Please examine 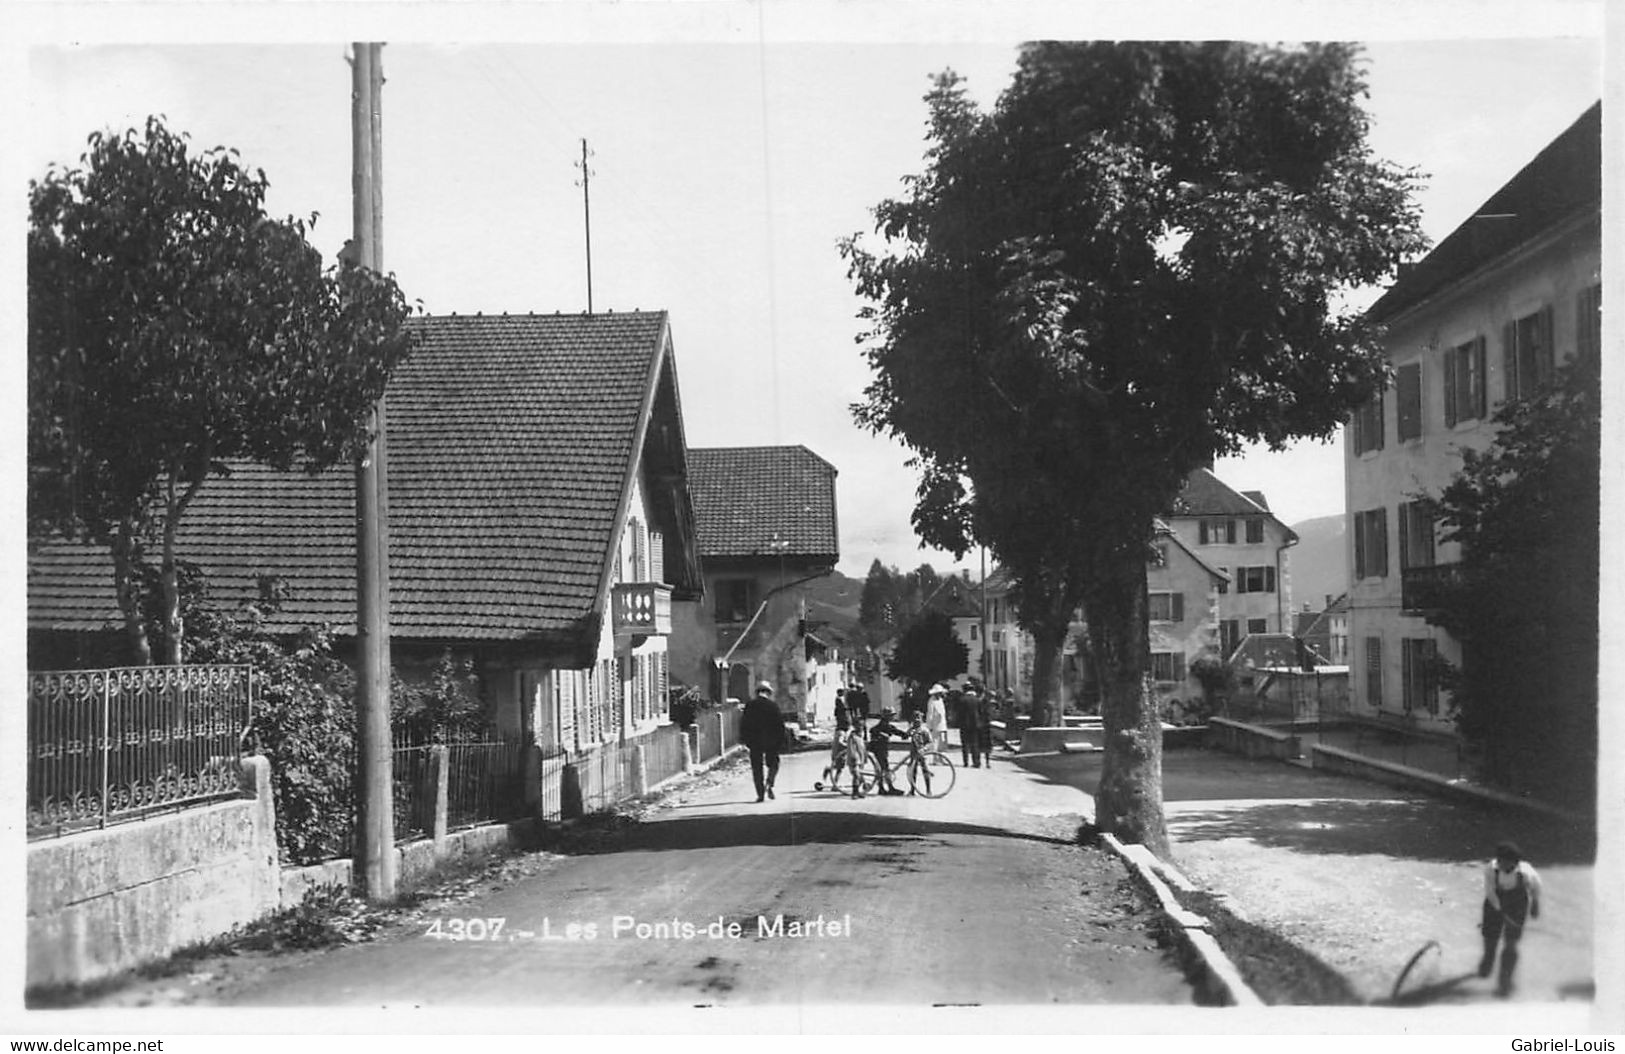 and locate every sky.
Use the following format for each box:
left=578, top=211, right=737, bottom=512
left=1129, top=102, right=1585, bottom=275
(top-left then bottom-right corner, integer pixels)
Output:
left=9, top=4, right=1607, bottom=584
